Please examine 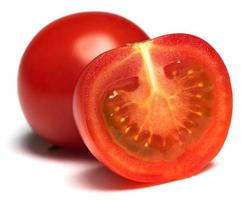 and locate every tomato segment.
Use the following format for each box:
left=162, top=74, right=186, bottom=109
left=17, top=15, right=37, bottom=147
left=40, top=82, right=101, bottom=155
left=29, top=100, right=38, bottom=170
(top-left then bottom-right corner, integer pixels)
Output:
left=73, top=34, right=232, bottom=182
